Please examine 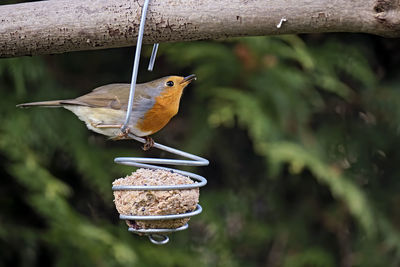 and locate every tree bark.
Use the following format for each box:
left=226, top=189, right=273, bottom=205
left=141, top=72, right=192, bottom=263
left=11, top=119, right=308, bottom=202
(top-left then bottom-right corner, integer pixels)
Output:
left=0, top=0, right=399, bottom=58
